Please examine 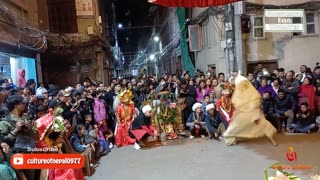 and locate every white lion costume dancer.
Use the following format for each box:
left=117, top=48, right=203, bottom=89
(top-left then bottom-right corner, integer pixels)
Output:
left=223, top=73, right=277, bottom=146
